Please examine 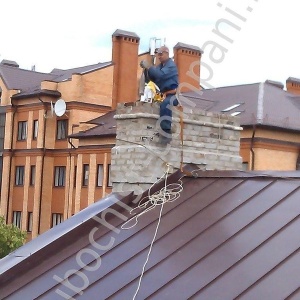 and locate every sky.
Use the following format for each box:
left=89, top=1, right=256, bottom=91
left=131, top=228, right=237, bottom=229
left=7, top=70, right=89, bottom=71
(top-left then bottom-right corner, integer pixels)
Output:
left=1, top=0, right=299, bottom=89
